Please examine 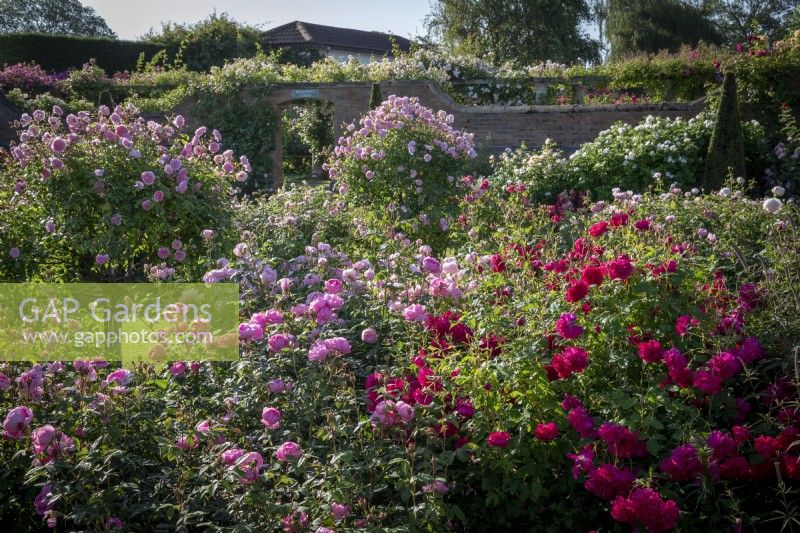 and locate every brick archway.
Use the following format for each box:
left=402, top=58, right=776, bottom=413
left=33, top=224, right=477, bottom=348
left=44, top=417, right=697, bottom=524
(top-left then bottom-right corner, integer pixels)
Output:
left=264, top=83, right=375, bottom=188
left=271, top=96, right=340, bottom=187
